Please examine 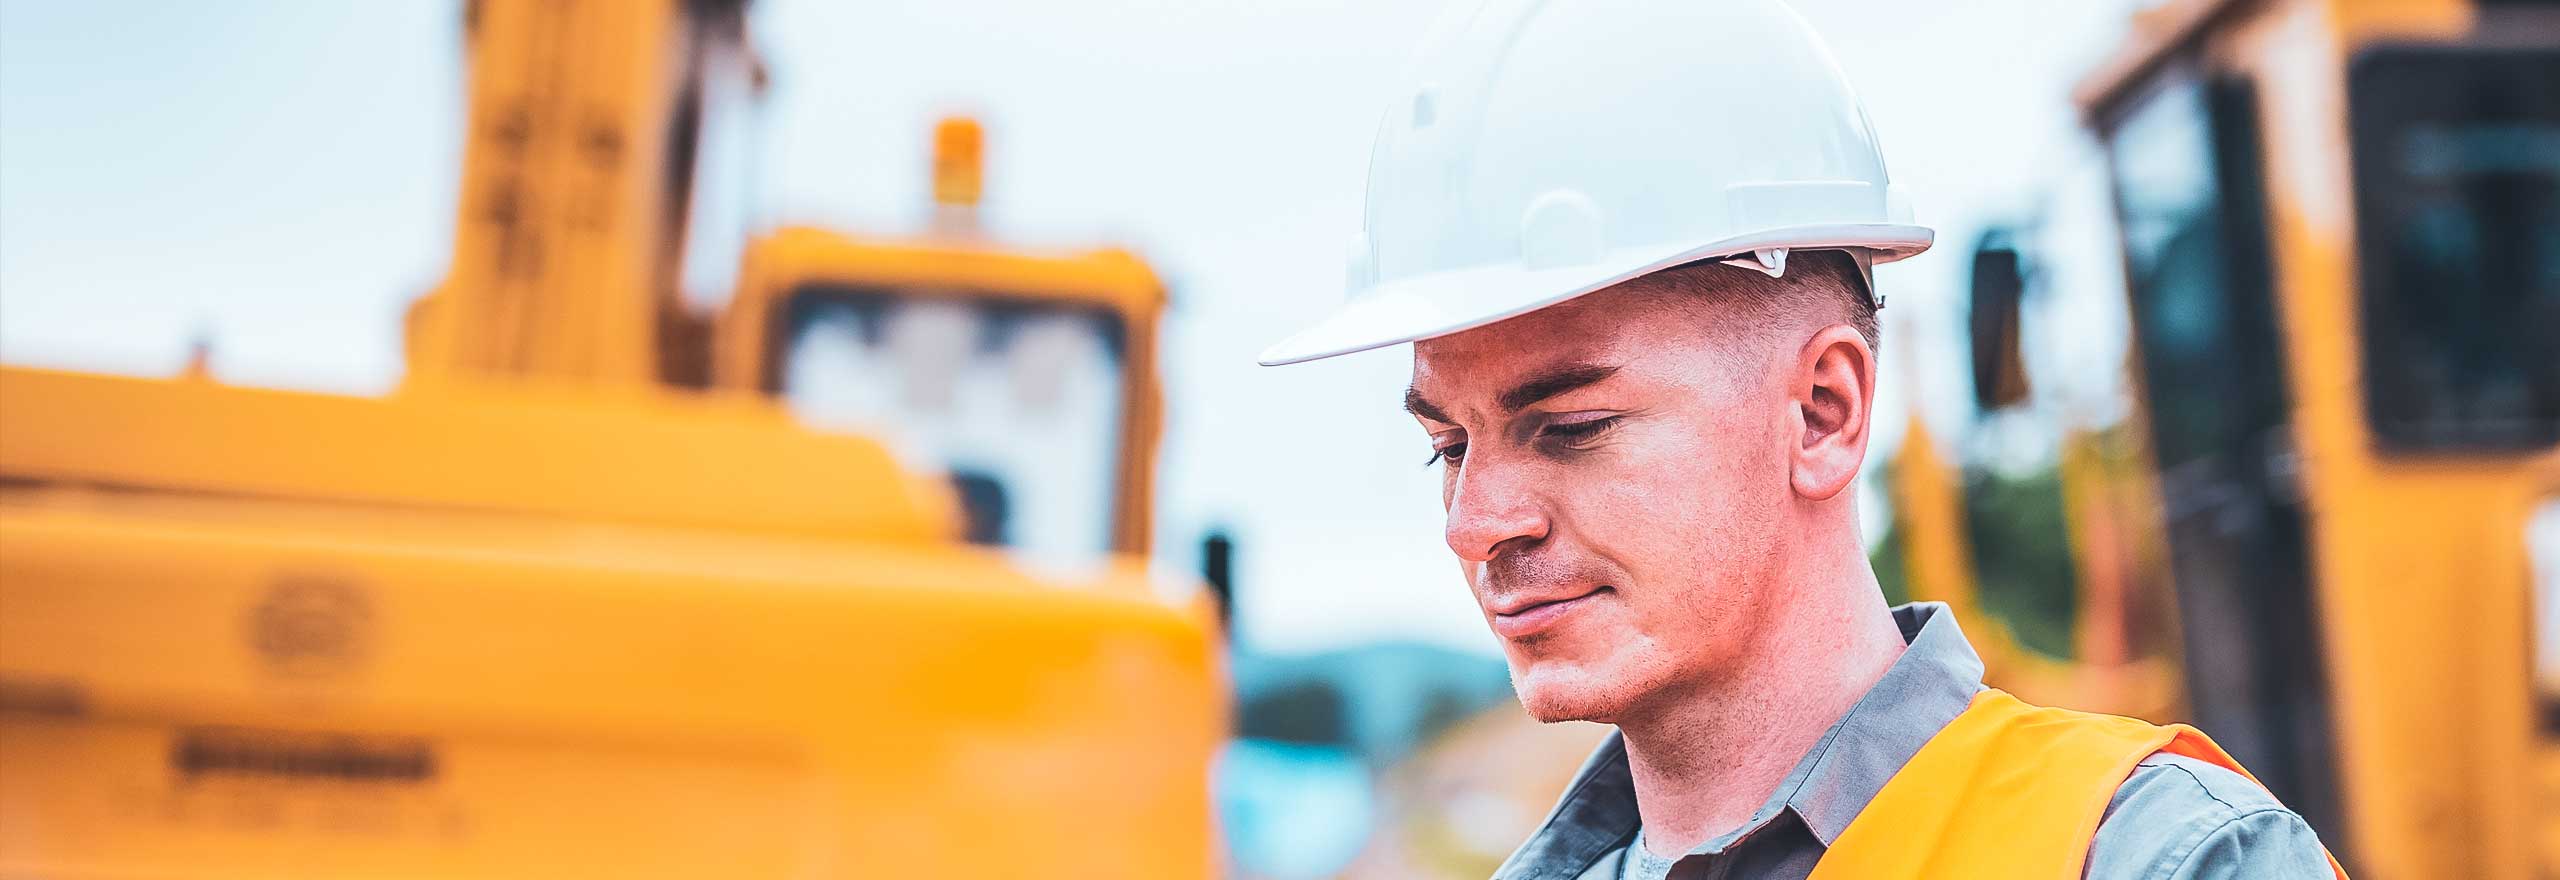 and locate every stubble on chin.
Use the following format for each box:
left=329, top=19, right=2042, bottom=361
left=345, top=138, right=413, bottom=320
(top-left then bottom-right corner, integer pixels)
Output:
left=1507, top=635, right=1694, bottom=726
left=1509, top=657, right=1641, bottom=724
